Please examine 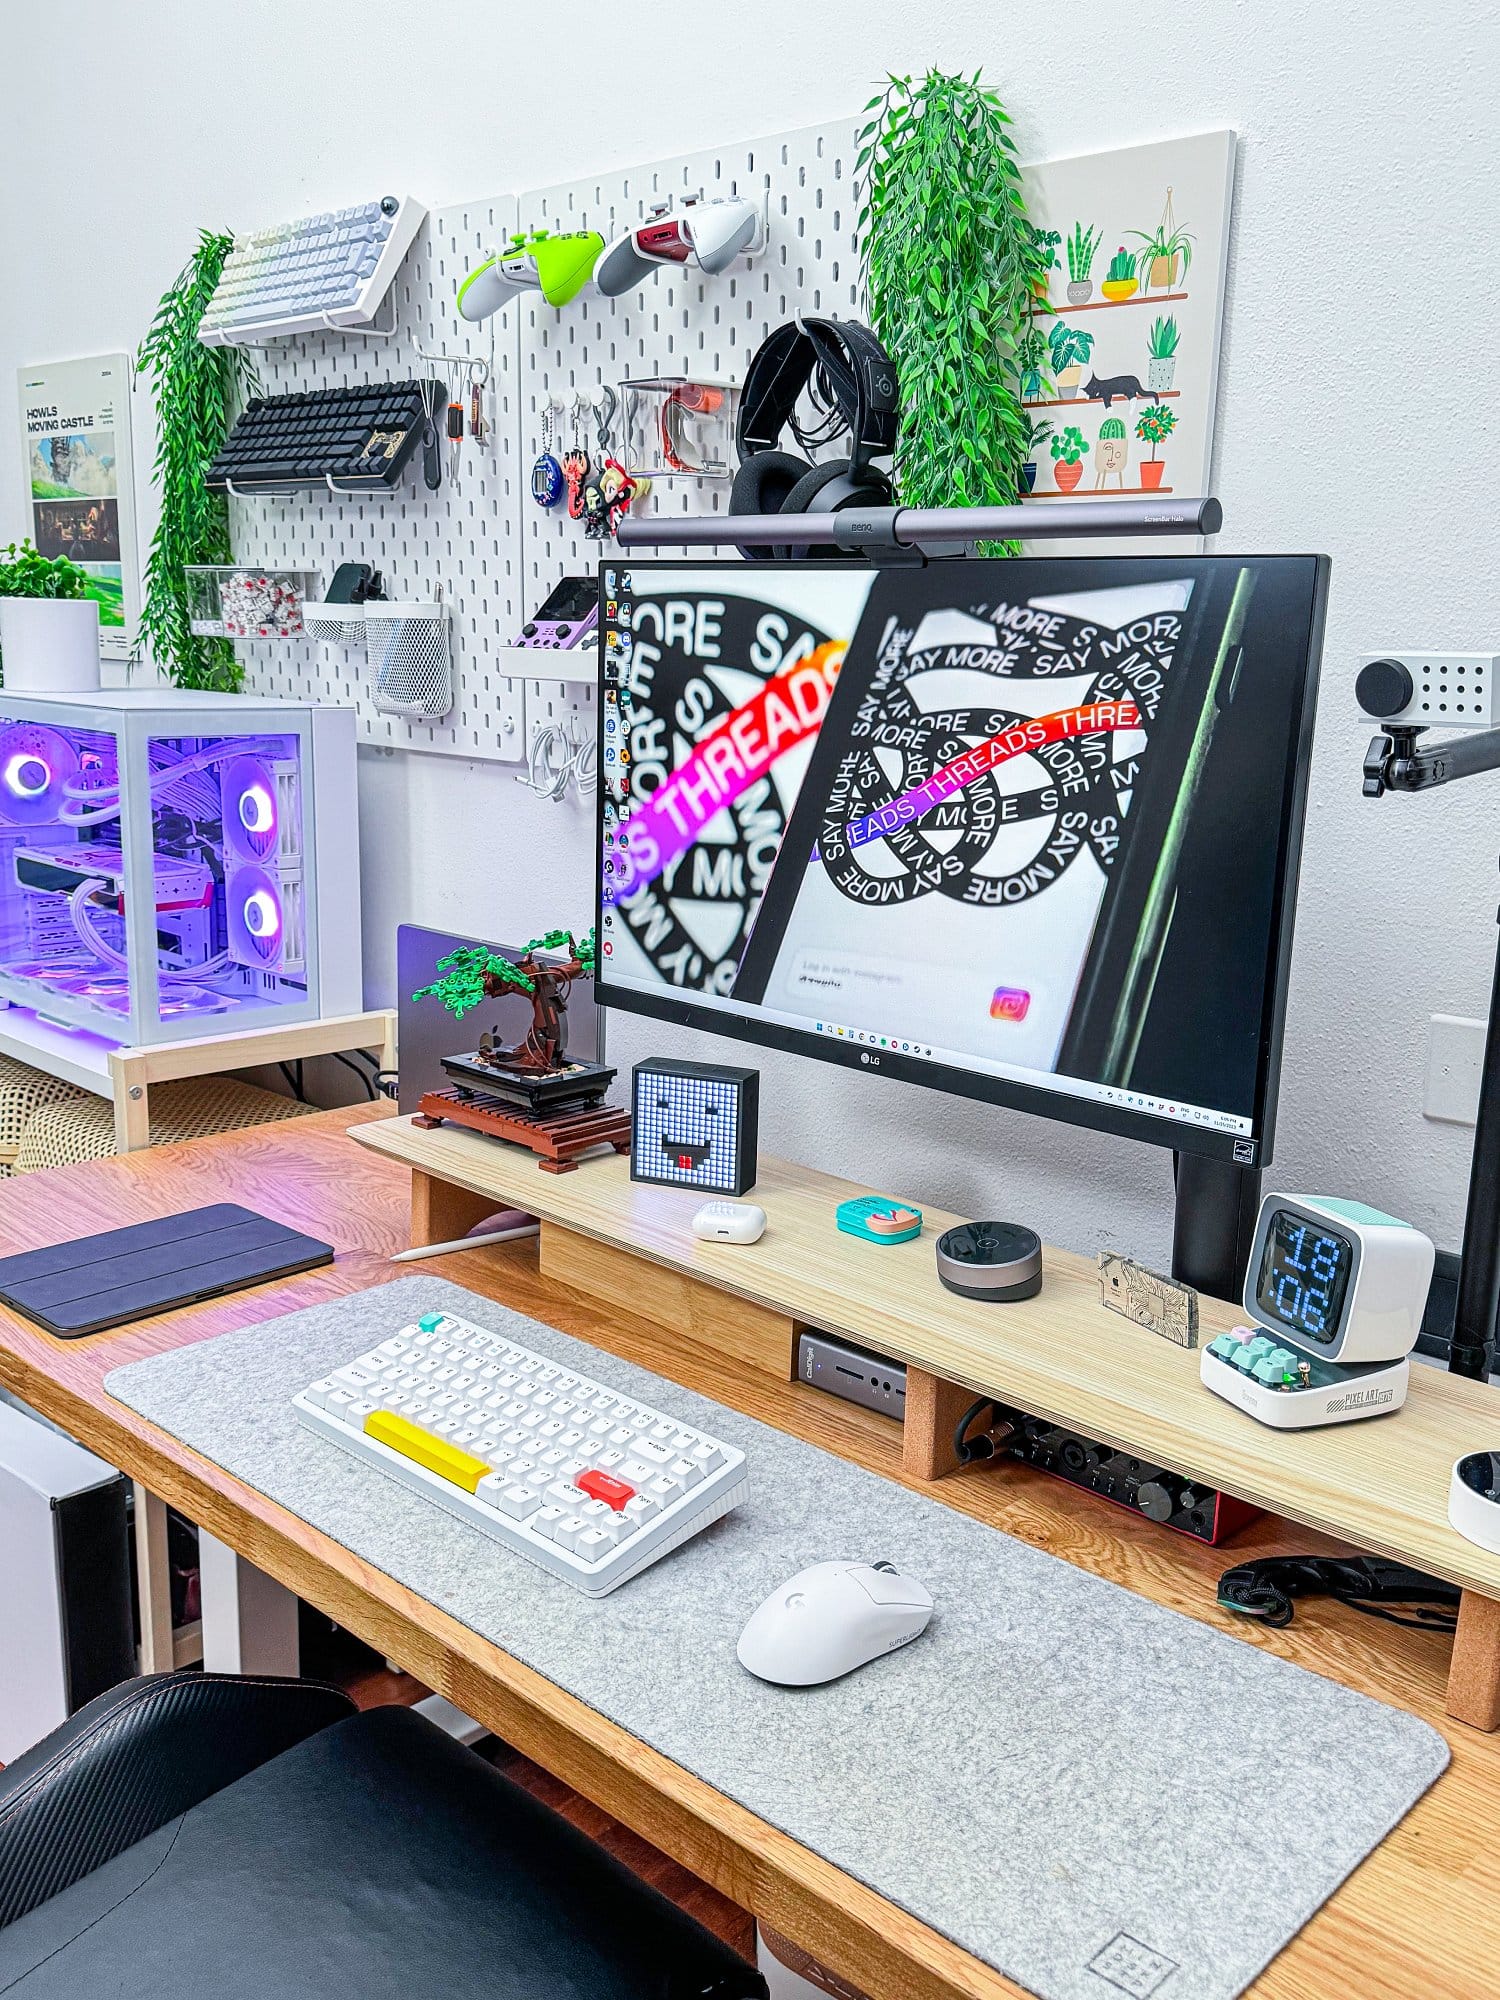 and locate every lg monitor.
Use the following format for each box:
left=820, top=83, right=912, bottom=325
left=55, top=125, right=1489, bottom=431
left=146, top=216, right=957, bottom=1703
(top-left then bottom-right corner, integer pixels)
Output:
left=595, top=555, right=1327, bottom=1170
